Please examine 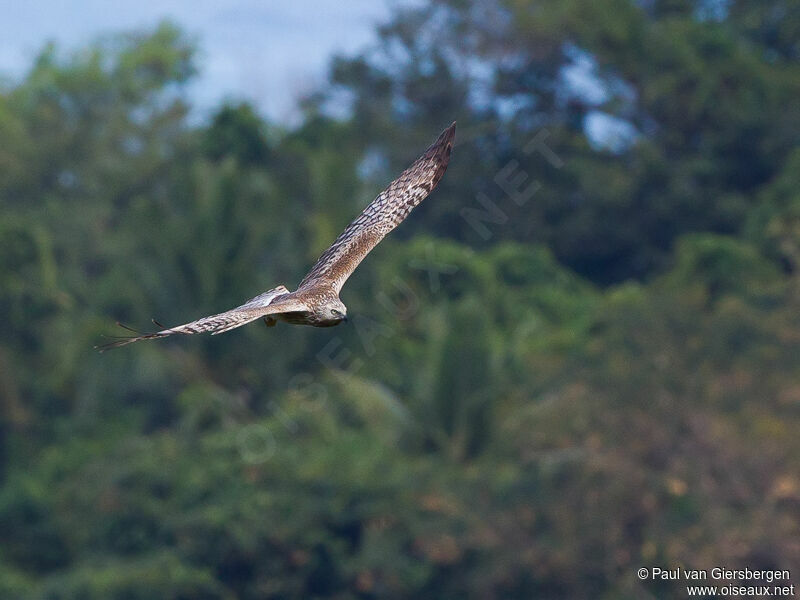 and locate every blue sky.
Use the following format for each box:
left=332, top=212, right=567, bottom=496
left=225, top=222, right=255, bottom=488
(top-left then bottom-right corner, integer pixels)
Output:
left=0, top=0, right=414, bottom=123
